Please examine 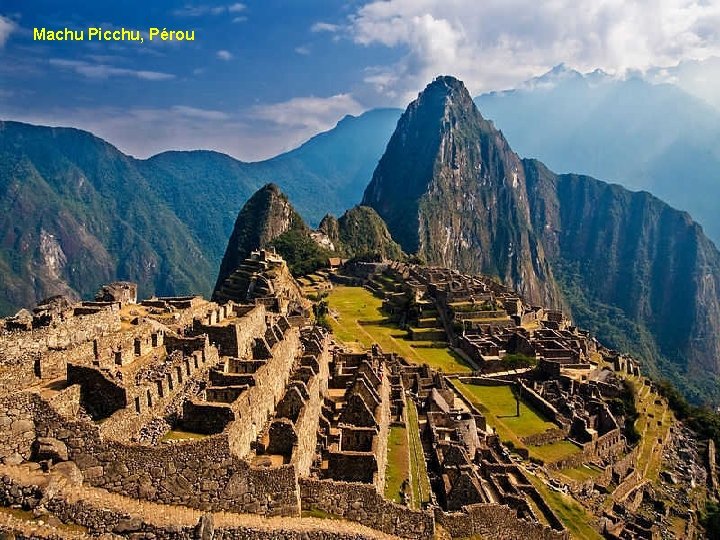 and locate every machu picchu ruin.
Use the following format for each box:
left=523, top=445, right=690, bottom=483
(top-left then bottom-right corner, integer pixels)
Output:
left=0, top=243, right=717, bottom=539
